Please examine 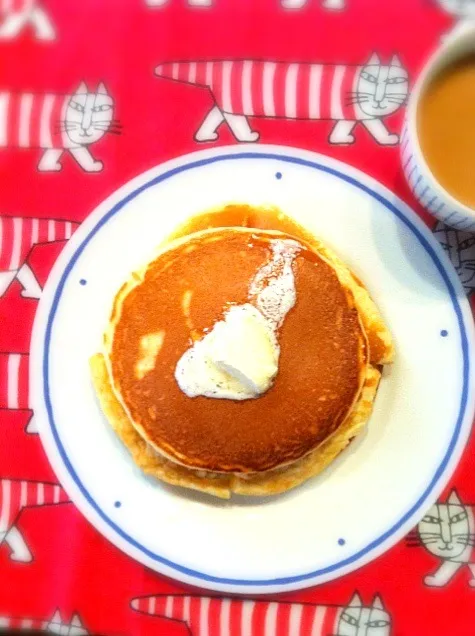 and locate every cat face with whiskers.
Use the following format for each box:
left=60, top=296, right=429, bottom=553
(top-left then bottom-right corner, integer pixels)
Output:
left=437, top=0, right=475, bottom=18
left=433, top=222, right=475, bottom=294
left=337, top=593, right=391, bottom=636
left=418, top=490, right=474, bottom=560
left=64, top=82, right=114, bottom=145
left=352, top=54, right=408, bottom=118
